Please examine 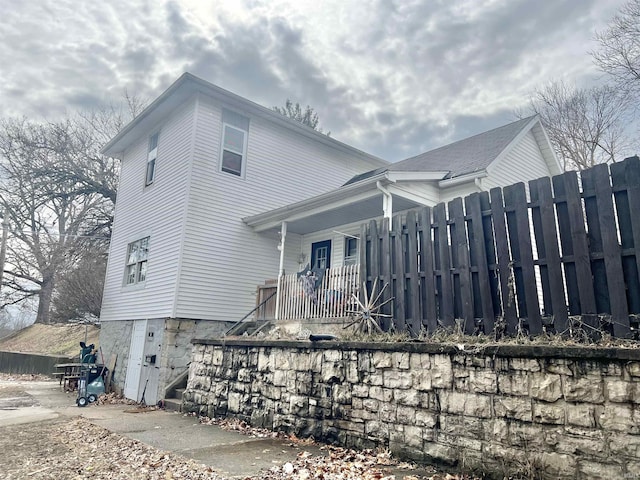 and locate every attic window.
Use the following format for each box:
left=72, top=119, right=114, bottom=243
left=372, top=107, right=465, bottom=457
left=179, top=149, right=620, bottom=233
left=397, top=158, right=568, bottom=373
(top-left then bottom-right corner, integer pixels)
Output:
left=220, top=109, right=249, bottom=177
left=146, top=133, right=159, bottom=186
